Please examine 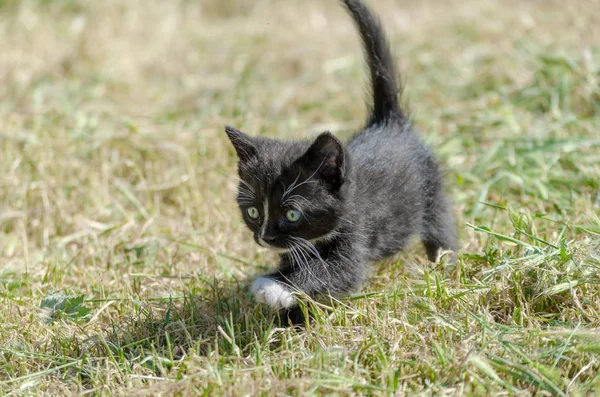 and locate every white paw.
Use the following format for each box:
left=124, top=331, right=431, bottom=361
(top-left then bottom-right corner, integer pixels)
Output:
left=251, top=277, right=297, bottom=310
